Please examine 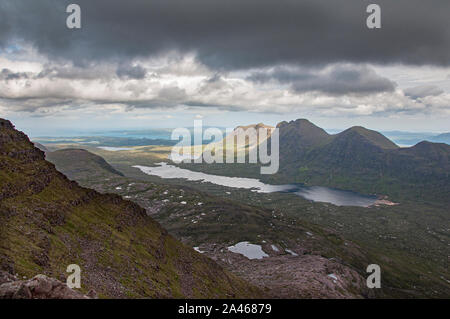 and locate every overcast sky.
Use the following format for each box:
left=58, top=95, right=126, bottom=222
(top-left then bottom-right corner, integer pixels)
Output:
left=0, top=0, right=449, bottom=135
